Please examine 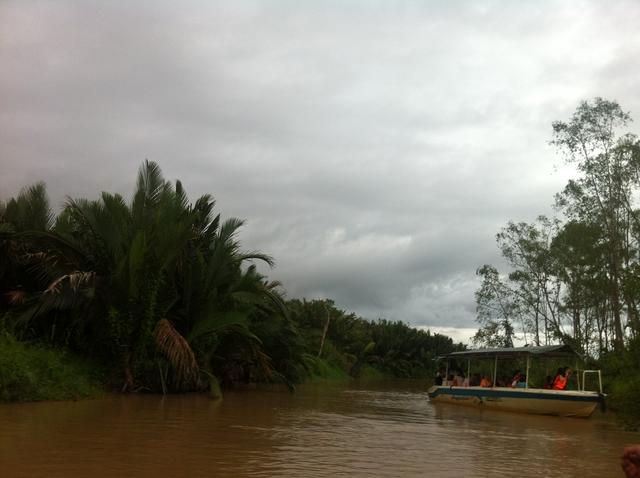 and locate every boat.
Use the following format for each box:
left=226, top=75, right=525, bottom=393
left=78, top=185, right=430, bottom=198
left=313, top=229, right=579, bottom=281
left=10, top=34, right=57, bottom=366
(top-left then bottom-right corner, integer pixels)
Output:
left=427, top=345, right=604, bottom=418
